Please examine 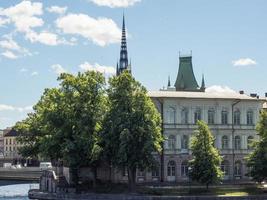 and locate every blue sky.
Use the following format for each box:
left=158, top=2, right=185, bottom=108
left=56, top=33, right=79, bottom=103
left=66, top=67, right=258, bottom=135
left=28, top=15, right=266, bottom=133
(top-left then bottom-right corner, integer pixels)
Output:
left=0, top=0, right=266, bottom=129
